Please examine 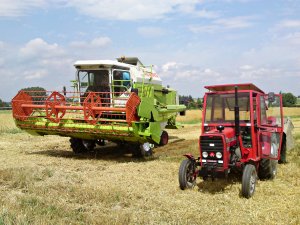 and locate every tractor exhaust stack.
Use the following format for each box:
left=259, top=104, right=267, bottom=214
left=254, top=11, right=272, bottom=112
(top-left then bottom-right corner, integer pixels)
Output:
left=234, top=86, right=240, bottom=145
